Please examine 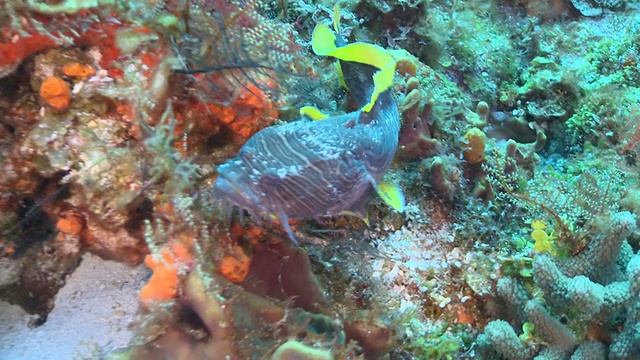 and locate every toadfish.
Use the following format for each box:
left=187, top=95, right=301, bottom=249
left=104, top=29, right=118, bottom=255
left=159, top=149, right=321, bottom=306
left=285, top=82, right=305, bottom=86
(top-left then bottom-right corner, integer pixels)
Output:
left=213, top=14, right=404, bottom=244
